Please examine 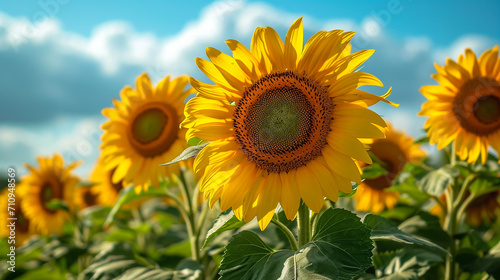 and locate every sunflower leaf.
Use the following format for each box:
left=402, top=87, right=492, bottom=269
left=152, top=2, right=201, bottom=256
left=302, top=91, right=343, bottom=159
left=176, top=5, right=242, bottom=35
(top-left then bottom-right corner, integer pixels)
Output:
left=417, top=164, right=459, bottom=197
left=117, top=266, right=201, bottom=280
left=363, top=214, right=449, bottom=256
left=45, top=199, right=70, bottom=213
left=339, top=183, right=358, bottom=197
left=202, top=209, right=246, bottom=249
left=362, top=163, right=389, bottom=179
left=373, top=248, right=443, bottom=279
left=160, top=143, right=209, bottom=166
left=219, top=208, right=373, bottom=280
